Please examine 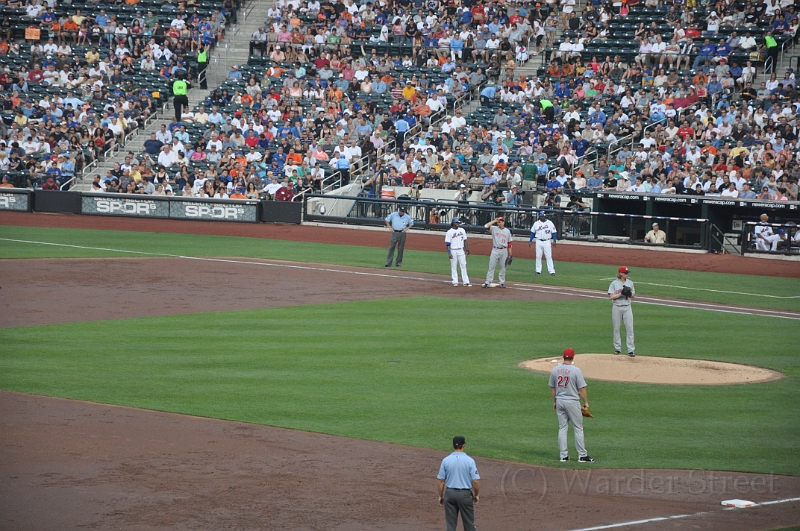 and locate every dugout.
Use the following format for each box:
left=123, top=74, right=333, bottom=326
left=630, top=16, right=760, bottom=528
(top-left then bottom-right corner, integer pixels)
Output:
left=593, top=192, right=648, bottom=240
left=701, top=199, right=800, bottom=233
